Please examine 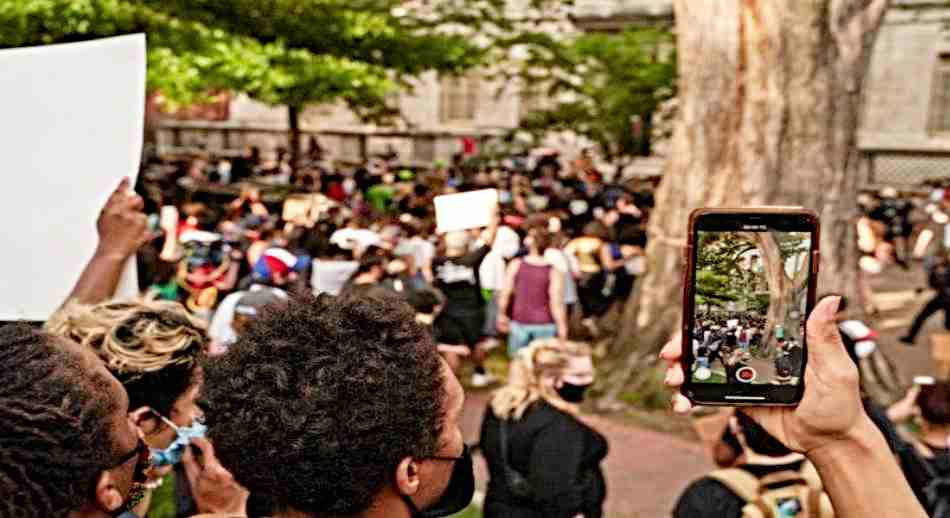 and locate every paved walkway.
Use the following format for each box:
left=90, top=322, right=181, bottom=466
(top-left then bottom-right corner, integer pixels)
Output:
left=456, top=262, right=942, bottom=517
